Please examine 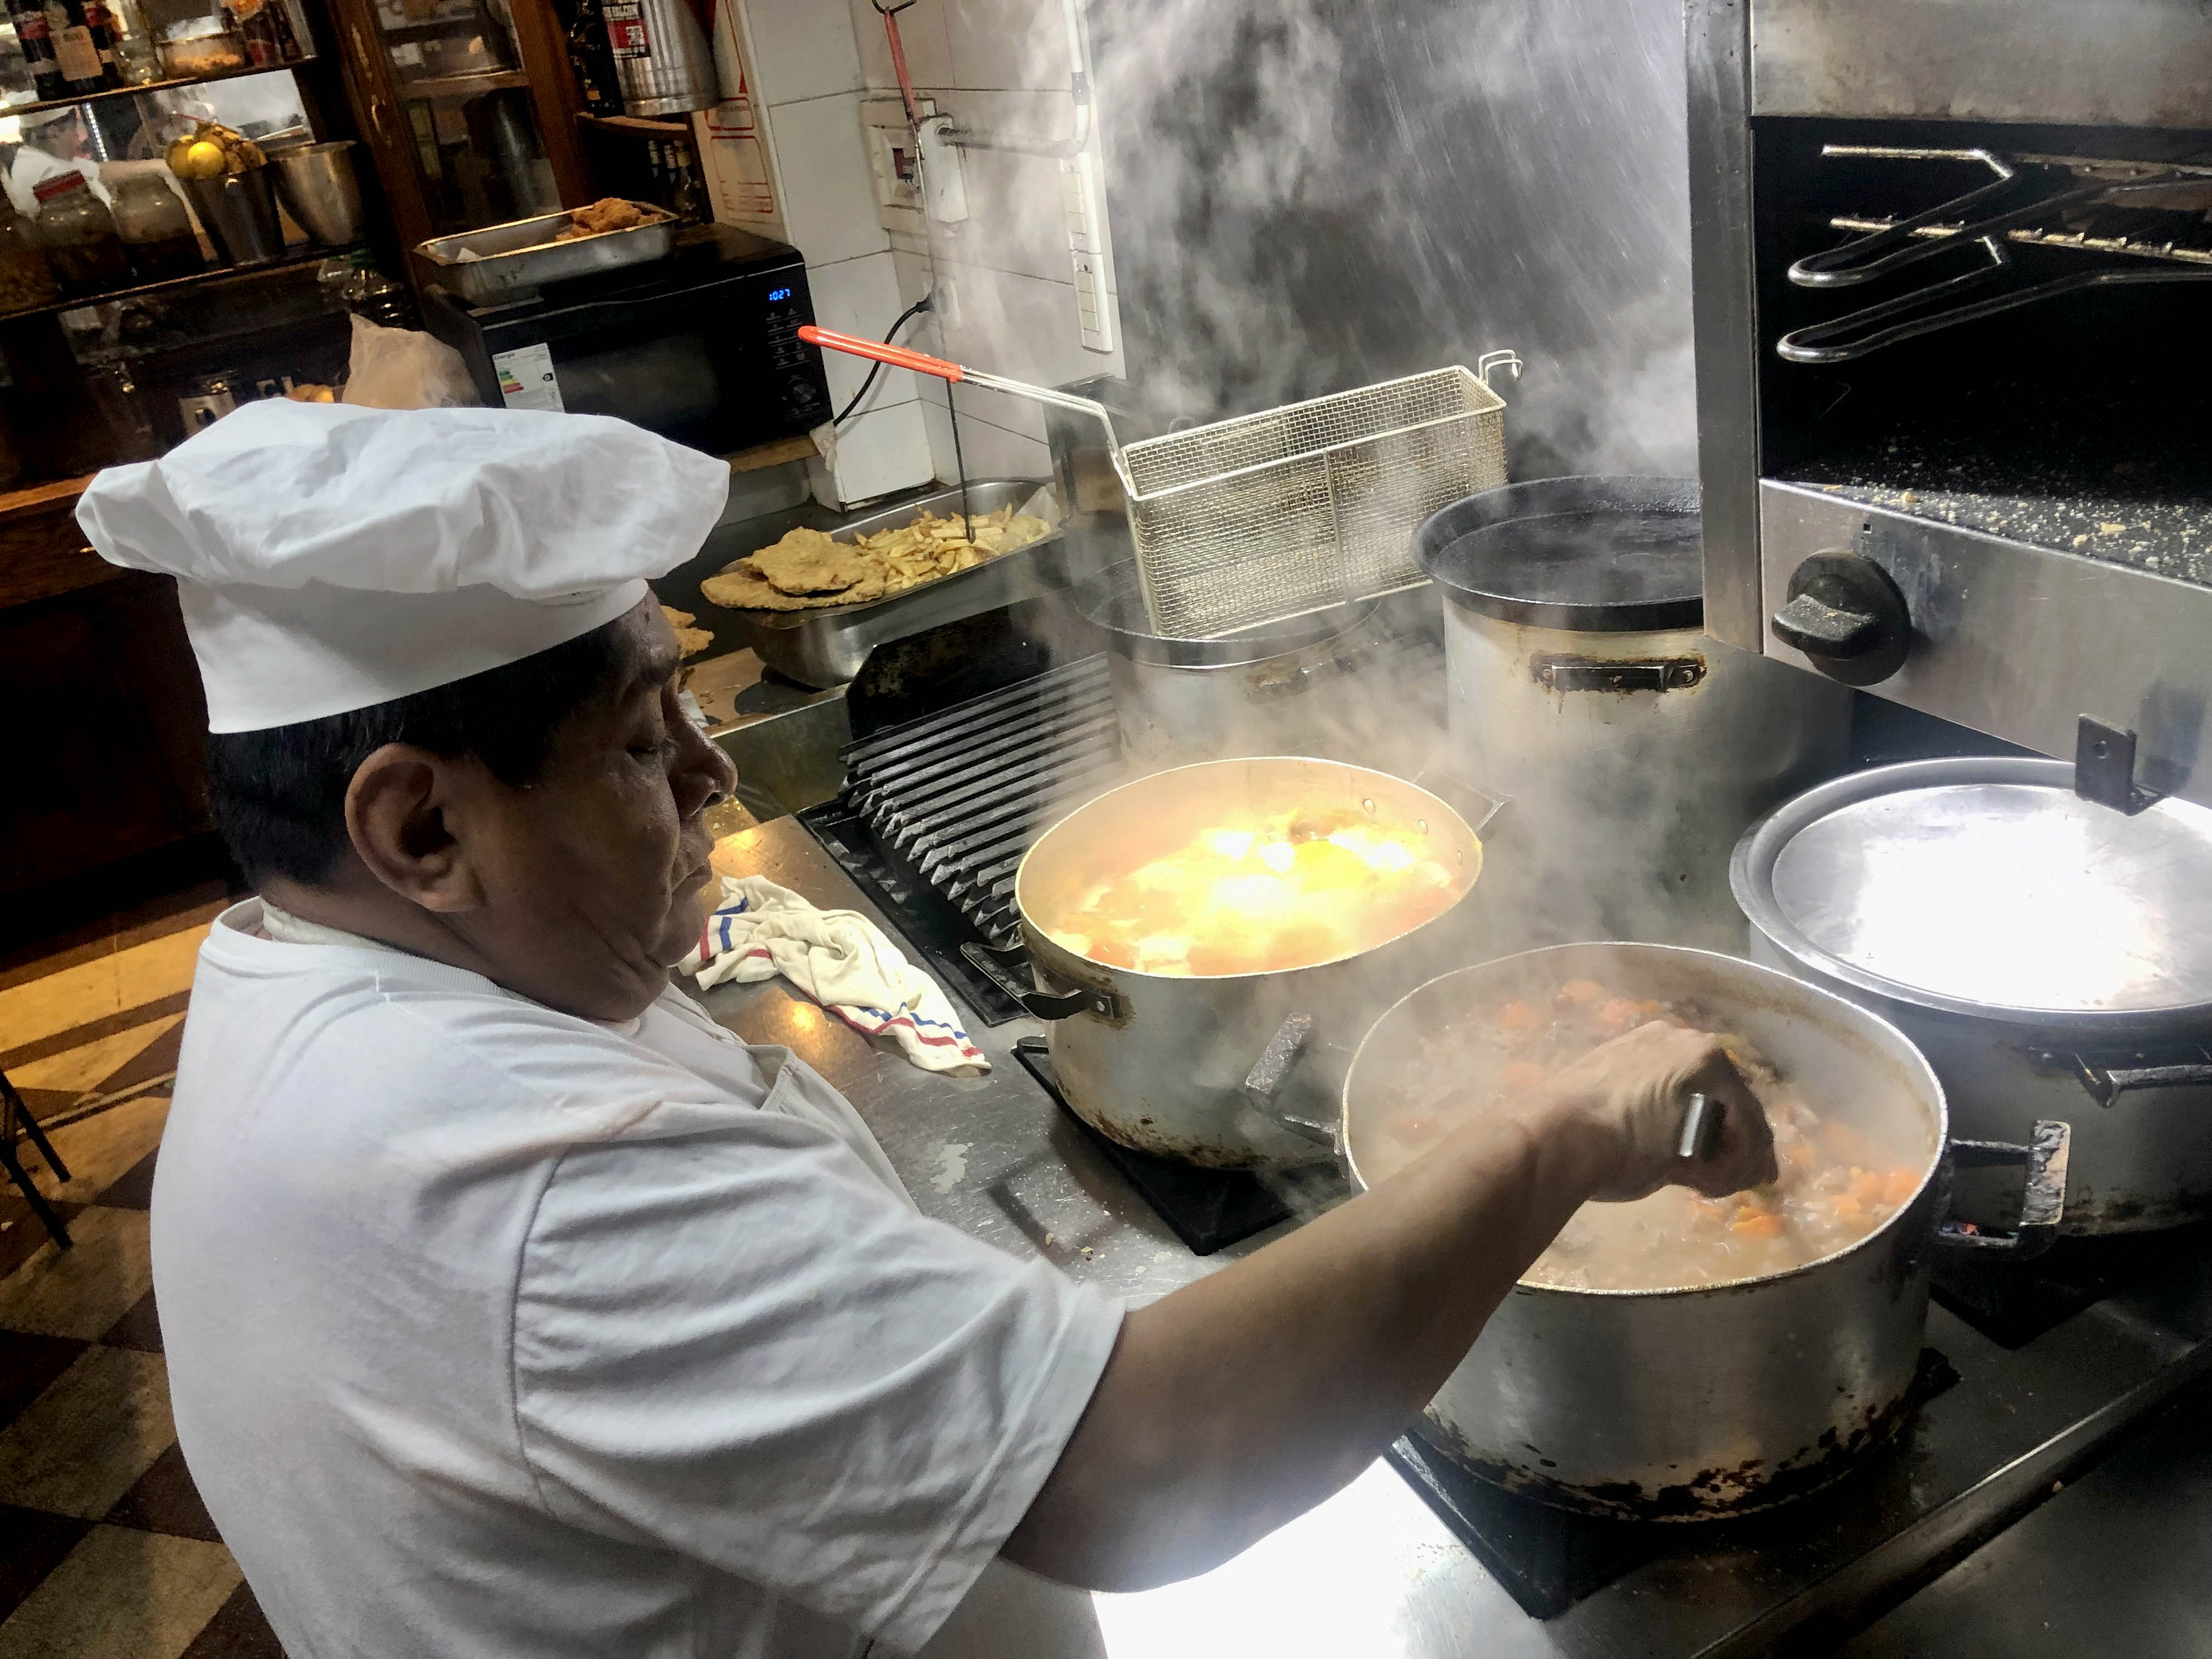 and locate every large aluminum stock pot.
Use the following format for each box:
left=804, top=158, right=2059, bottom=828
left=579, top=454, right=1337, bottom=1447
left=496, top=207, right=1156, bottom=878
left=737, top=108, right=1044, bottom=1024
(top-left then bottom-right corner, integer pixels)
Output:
left=1331, top=944, right=2066, bottom=1520
left=974, top=757, right=1483, bottom=1168
left=1735, top=757, right=2212, bottom=1234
